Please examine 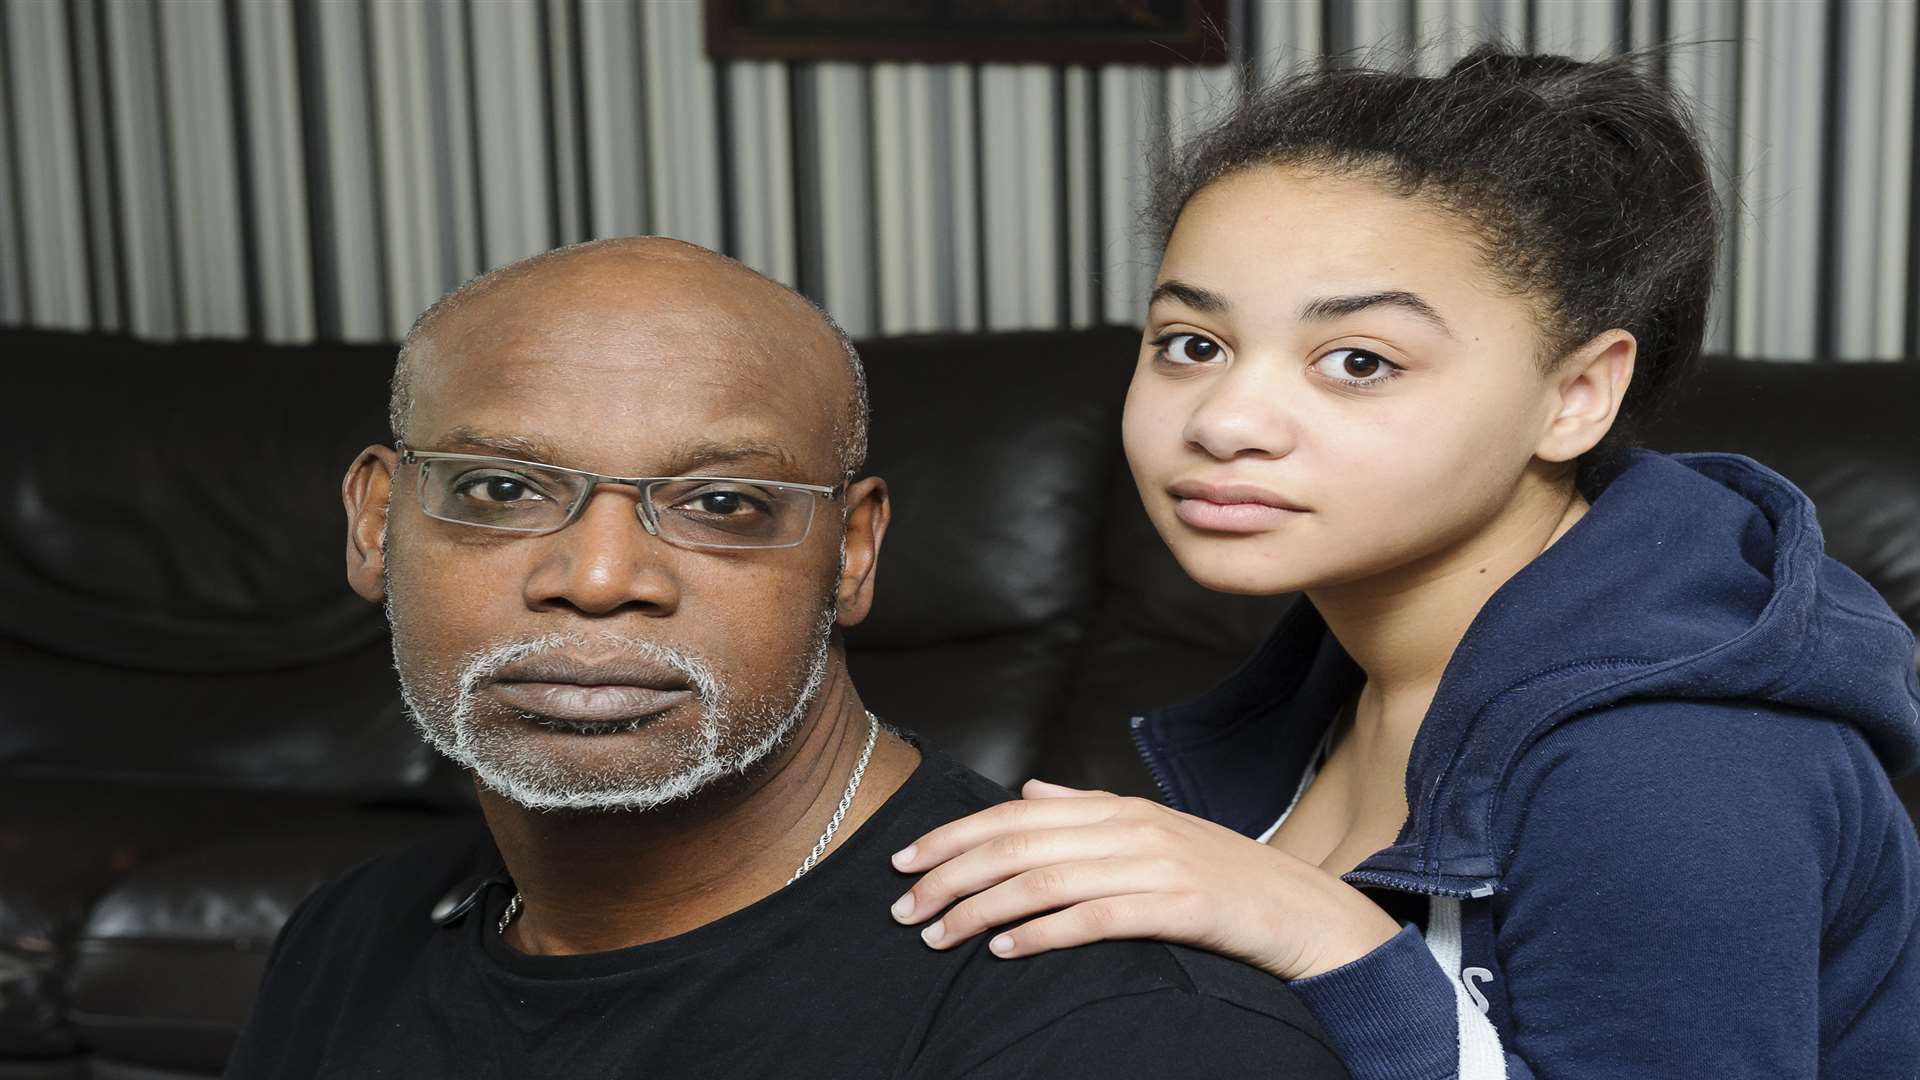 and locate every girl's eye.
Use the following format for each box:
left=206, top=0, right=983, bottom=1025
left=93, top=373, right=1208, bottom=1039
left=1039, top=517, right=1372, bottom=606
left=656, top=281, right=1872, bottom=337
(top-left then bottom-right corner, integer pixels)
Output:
left=1311, top=348, right=1401, bottom=386
left=1153, top=333, right=1224, bottom=365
